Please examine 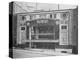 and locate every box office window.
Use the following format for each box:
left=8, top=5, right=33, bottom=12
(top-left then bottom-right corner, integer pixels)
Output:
left=21, top=27, right=25, bottom=30
left=61, top=26, right=67, bottom=29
